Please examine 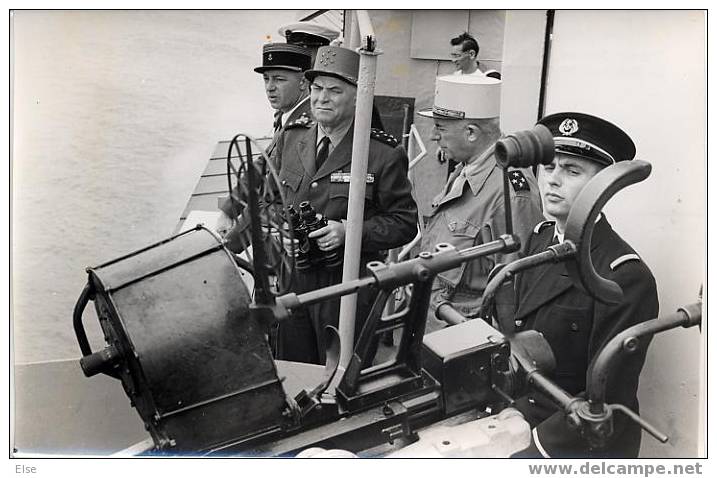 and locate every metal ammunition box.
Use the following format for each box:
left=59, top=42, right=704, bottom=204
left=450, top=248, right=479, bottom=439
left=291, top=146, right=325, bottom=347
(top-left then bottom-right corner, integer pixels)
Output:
left=422, top=319, right=508, bottom=415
